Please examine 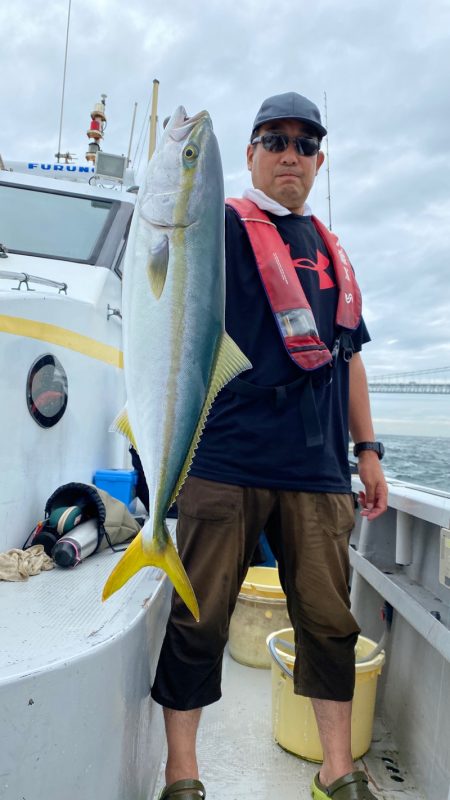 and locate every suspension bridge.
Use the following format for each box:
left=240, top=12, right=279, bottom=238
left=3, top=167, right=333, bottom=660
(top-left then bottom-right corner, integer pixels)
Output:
left=367, top=366, right=450, bottom=394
